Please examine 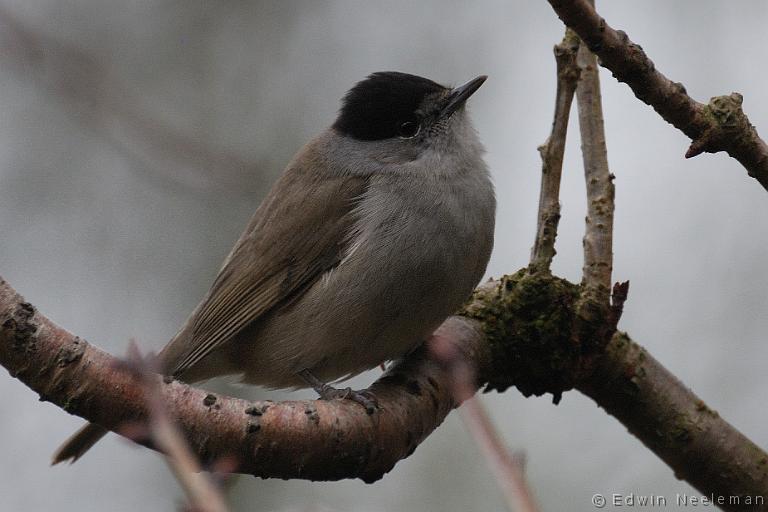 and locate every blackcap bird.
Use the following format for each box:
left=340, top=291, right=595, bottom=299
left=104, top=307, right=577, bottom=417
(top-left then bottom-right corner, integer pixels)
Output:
left=52, top=71, right=495, bottom=464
